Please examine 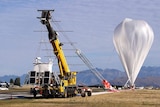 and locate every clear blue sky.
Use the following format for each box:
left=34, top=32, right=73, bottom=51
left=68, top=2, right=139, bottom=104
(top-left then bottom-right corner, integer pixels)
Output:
left=0, top=0, right=159, bottom=76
